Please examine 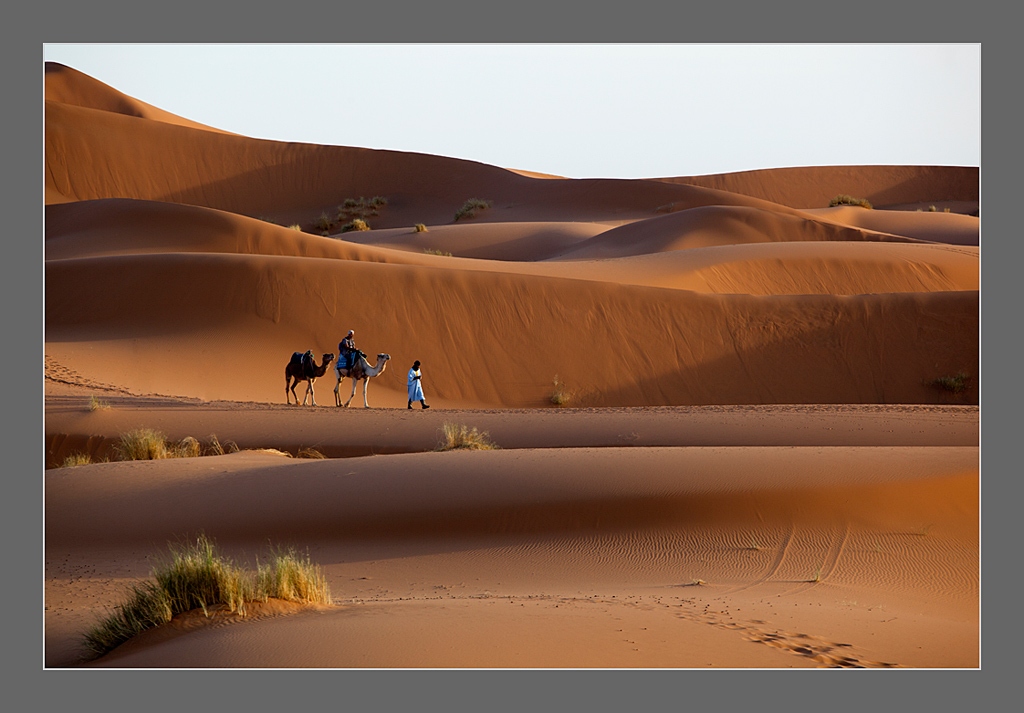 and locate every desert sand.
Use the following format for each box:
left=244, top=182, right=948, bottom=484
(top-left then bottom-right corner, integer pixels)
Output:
left=44, top=62, right=979, bottom=669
